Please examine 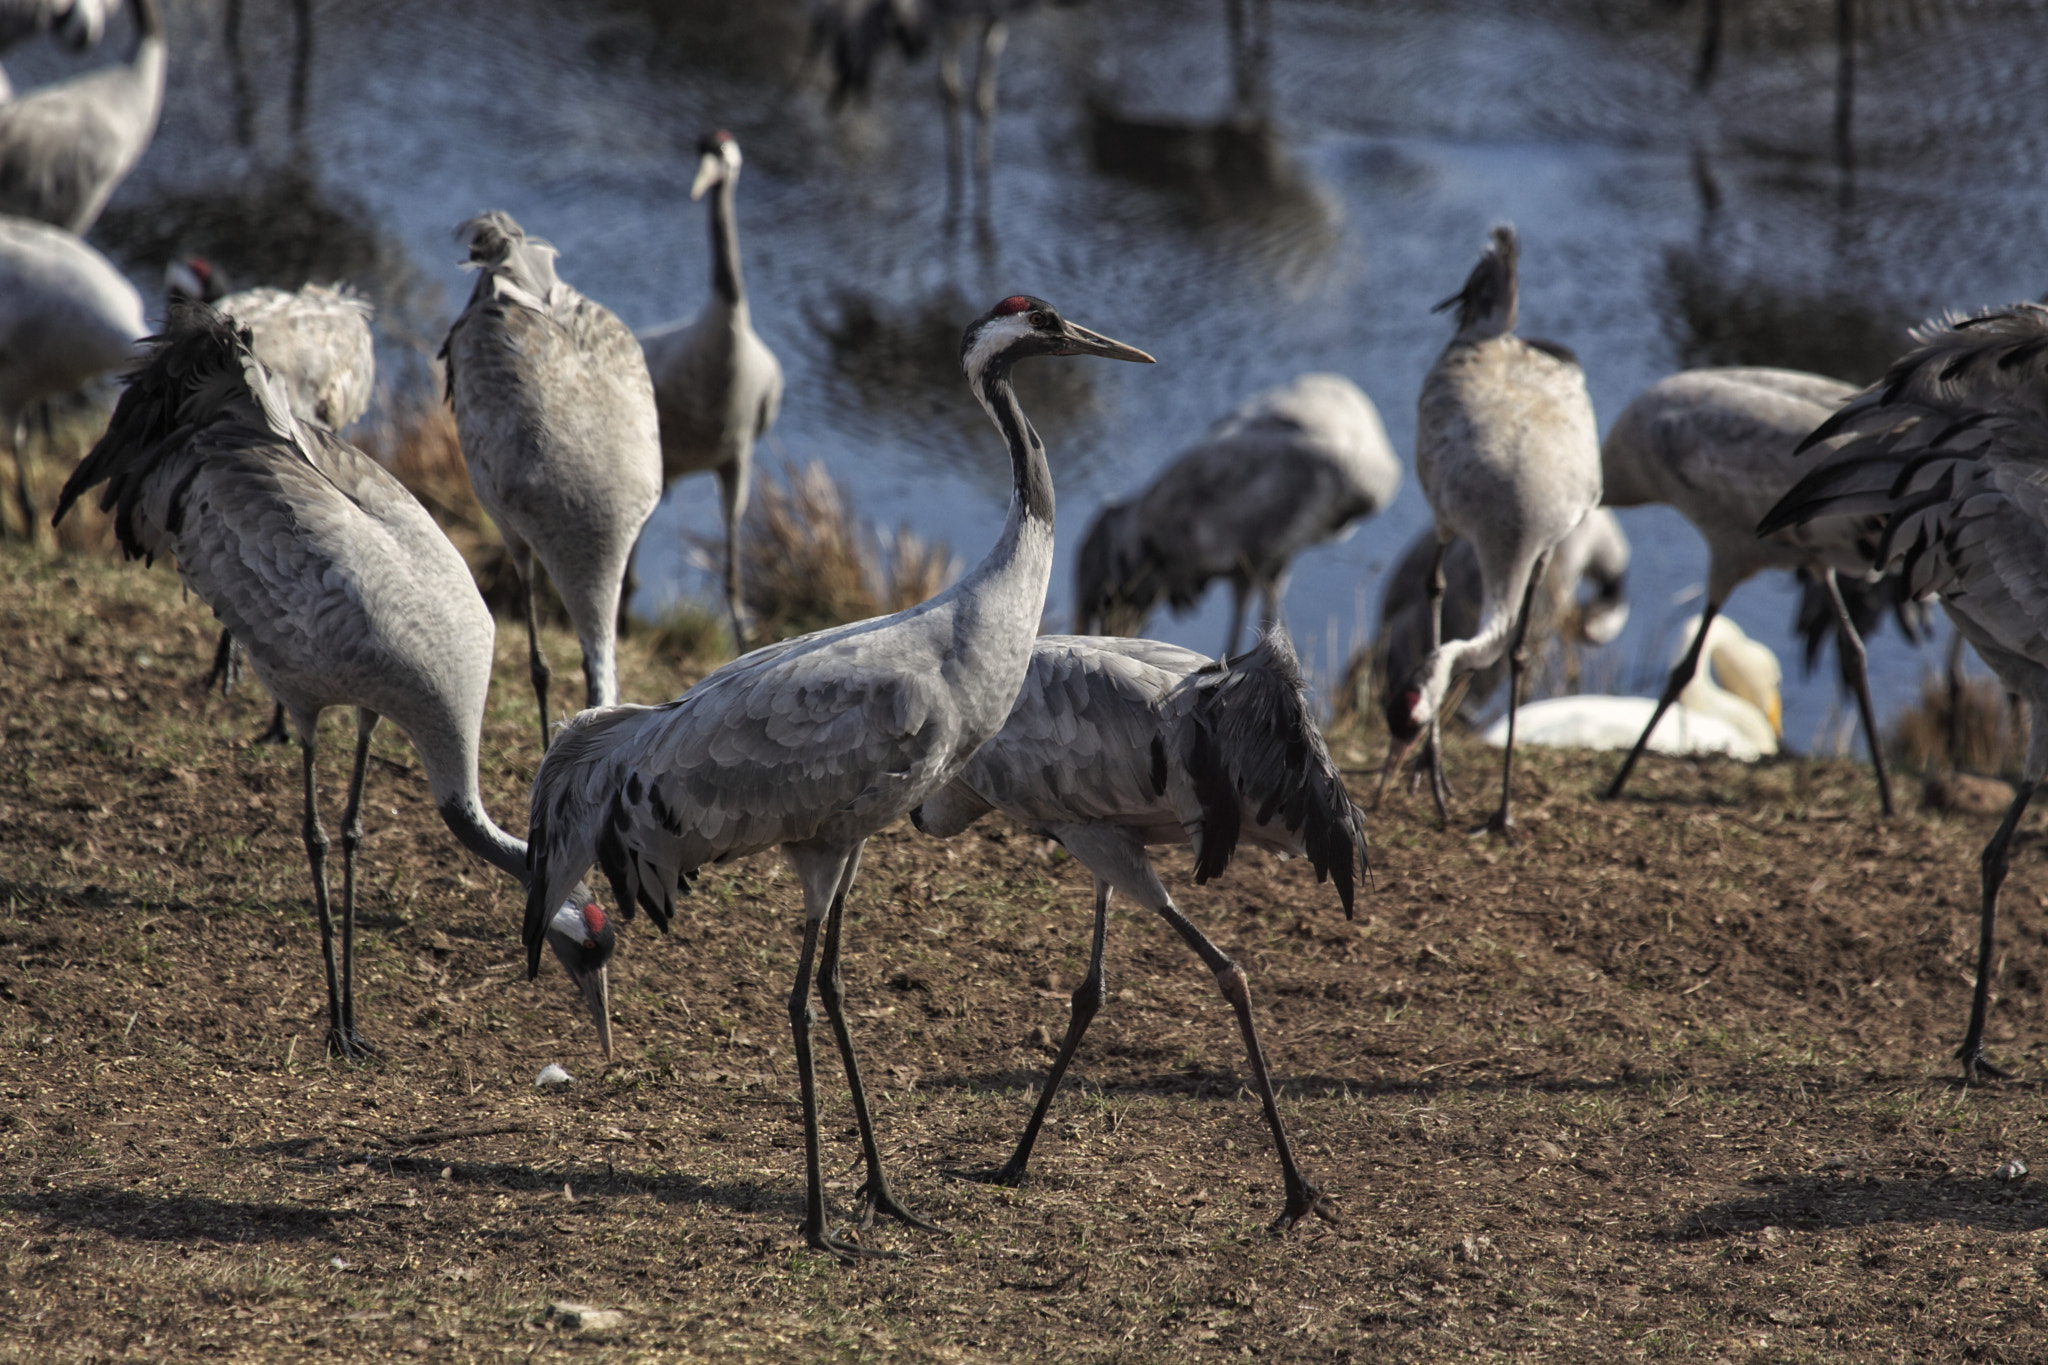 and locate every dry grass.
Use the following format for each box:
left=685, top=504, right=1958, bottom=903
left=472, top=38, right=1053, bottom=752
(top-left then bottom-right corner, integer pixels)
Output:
left=1, top=392, right=123, bottom=554
left=733, top=459, right=960, bottom=643
left=1888, top=667, right=2025, bottom=778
